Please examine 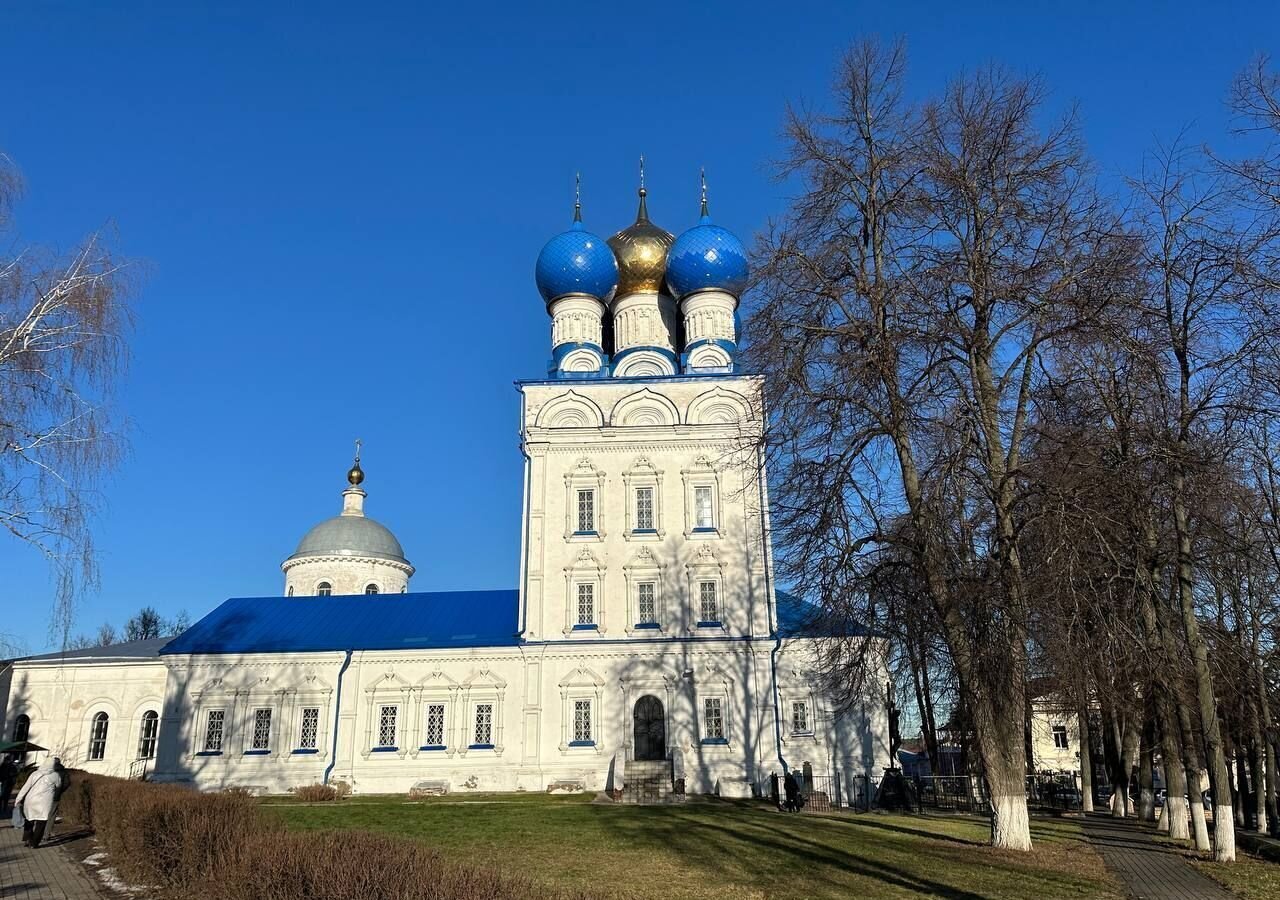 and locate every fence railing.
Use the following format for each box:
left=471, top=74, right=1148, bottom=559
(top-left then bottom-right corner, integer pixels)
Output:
left=759, top=770, right=846, bottom=813
left=762, top=770, right=1086, bottom=815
